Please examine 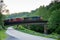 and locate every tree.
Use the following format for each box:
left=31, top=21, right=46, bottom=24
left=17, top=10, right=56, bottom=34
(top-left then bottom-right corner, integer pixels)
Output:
left=0, top=12, right=5, bottom=29
left=48, top=10, right=60, bottom=34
